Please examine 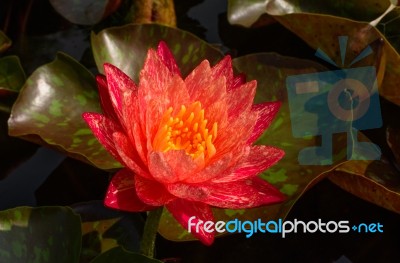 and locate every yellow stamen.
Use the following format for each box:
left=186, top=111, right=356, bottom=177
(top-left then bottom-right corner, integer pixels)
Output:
left=153, top=101, right=218, bottom=162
